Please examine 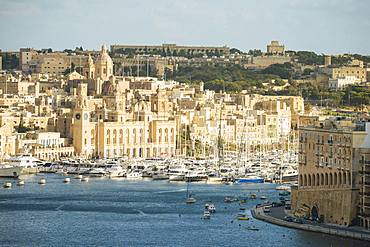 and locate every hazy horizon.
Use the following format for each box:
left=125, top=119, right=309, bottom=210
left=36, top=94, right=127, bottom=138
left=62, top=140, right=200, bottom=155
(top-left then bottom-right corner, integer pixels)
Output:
left=1, top=0, right=369, bottom=55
